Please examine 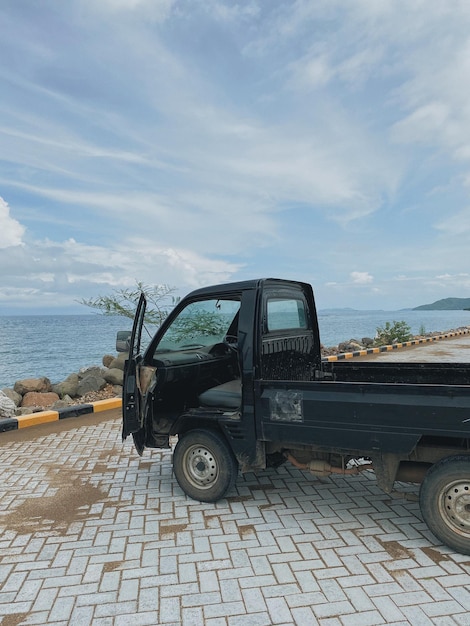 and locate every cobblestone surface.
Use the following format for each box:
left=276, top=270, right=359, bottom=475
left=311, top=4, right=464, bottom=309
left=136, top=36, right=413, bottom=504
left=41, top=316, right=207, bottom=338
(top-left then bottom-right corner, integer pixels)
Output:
left=1, top=414, right=469, bottom=625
